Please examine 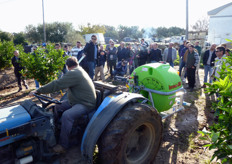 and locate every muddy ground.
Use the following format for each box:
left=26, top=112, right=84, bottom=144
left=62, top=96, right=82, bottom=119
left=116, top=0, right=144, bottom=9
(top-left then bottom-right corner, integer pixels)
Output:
left=0, top=67, right=218, bottom=164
